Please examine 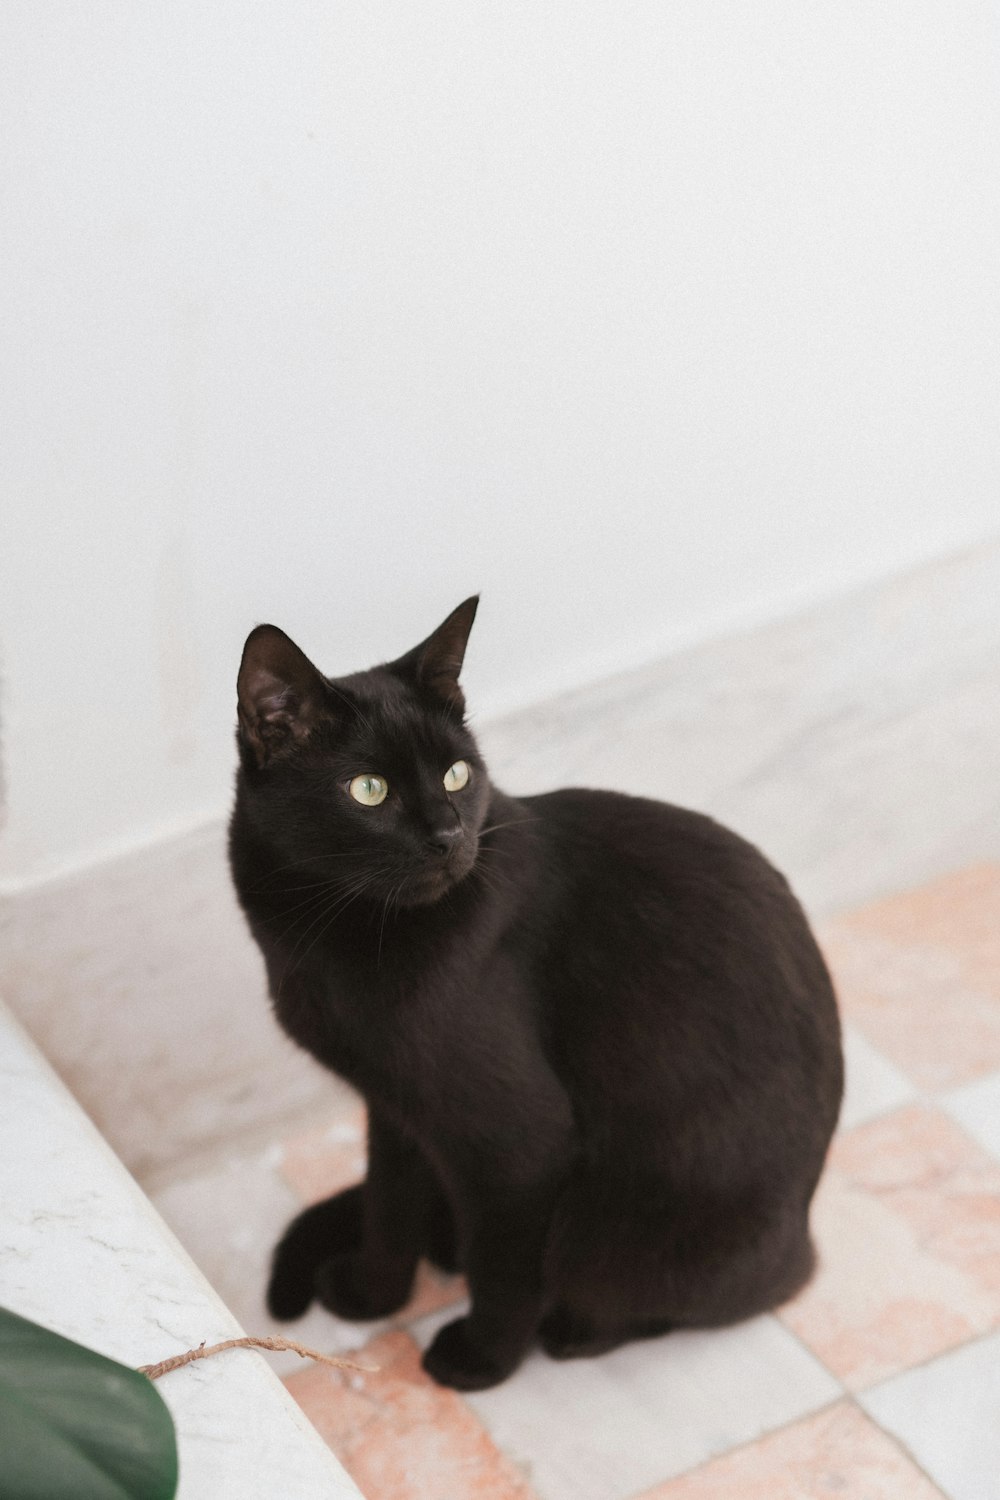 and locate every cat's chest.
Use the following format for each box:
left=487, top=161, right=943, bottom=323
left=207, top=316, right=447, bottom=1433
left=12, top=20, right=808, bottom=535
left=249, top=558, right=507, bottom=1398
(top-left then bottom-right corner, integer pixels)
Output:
left=270, top=941, right=553, bottom=1133
left=270, top=953, right=473, bottom=1101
